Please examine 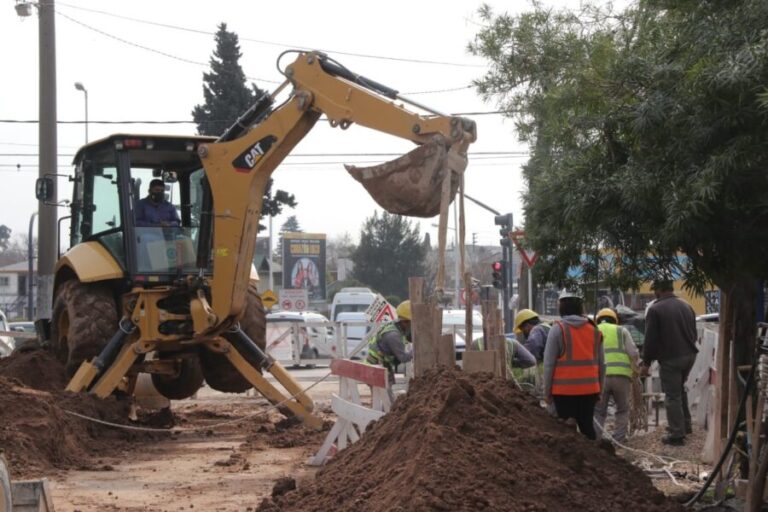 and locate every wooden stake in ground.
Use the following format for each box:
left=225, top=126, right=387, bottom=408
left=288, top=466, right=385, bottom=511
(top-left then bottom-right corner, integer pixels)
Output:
left=629, top=362, right=648, bottom=434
